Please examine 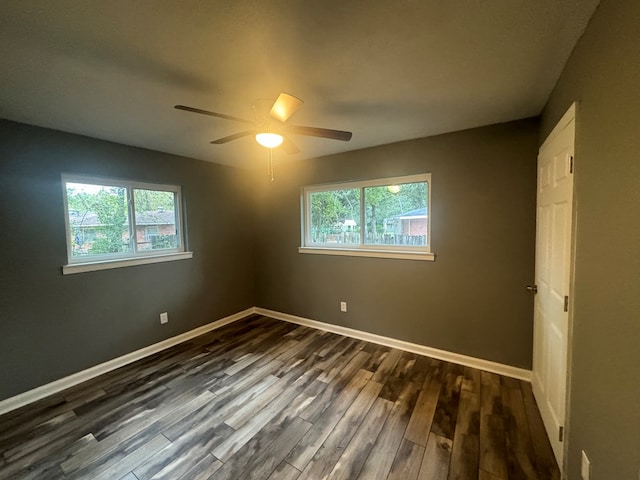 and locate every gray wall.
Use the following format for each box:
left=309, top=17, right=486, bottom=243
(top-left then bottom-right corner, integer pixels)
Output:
left=0, top=120, right=255, bottom=401
left=540, top=0, right=640, bottom=478
left=254, top=118, right=539, bottom=369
